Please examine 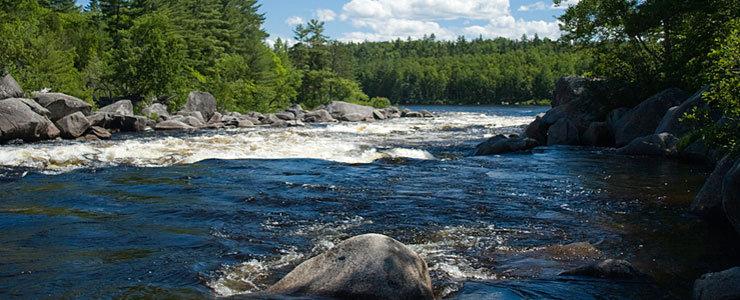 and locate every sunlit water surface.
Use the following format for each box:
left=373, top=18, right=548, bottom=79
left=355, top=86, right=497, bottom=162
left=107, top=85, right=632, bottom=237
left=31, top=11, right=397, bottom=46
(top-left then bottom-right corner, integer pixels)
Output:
left=1, top=106, right=737, bottom=299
